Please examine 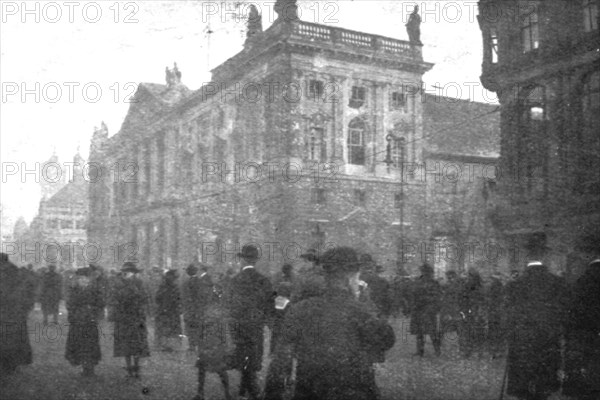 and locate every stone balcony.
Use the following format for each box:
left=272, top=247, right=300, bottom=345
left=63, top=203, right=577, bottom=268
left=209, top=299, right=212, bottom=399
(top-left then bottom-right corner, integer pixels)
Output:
left=288, top=20, right=421, bottom=60
left=212, top=19, right=428, bottom=81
